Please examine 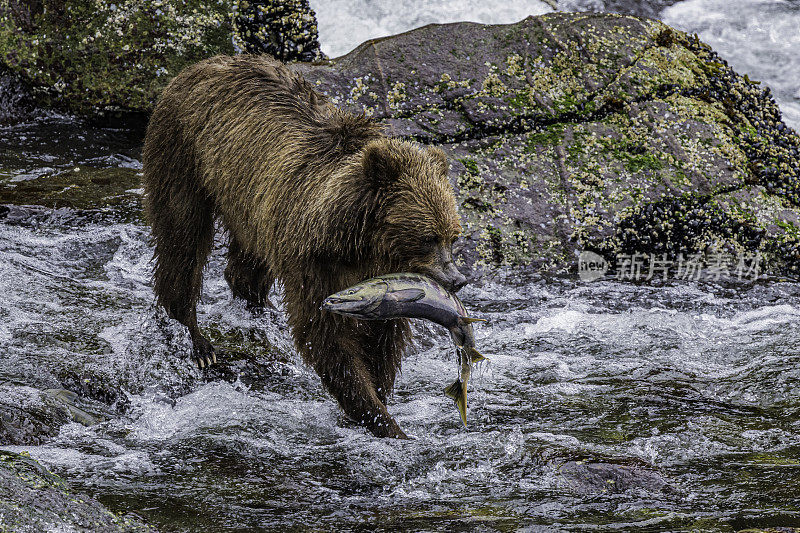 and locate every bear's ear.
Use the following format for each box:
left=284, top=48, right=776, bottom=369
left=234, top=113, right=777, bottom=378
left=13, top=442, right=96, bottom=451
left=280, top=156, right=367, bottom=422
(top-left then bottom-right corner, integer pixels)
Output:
left=362, top=141, right=401, bottom=188
left=428, top=146, right=449, bottom=175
